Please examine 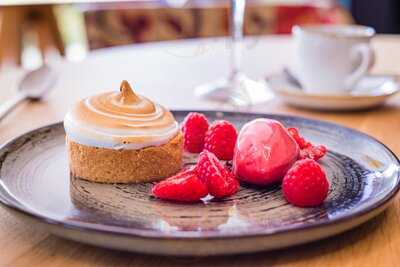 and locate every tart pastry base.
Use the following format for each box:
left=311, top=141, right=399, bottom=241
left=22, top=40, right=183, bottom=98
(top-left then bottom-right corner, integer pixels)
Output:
left=67, top=132, right=183, bottom=183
